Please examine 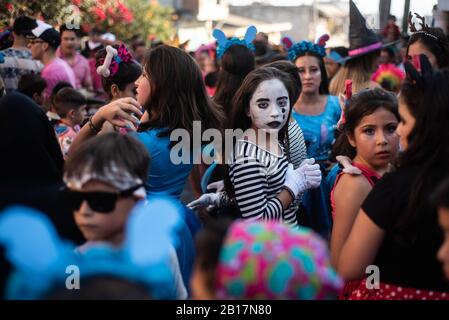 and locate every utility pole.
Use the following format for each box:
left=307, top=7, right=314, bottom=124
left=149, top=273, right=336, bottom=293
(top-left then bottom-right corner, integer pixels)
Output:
left=402, top=0, right=411, bottom=34
left=379, top=0, right=391, bottom=31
